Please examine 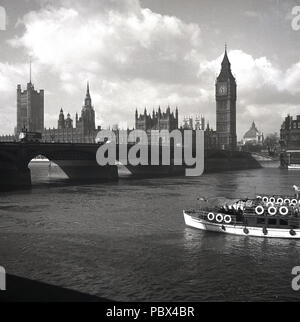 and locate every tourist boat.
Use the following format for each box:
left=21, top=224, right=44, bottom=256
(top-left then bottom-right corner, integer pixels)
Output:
left=183, top=192, right=300, bottom=239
